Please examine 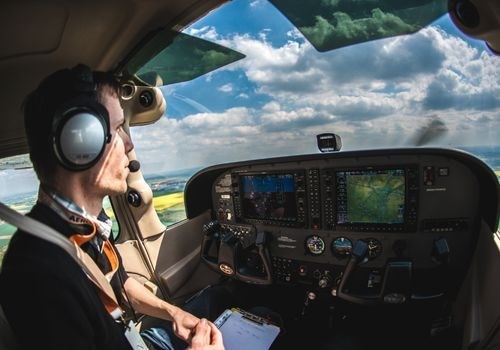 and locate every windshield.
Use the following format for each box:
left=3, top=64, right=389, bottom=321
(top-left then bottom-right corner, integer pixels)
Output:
left=131, top=0, right=499, bottom=181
